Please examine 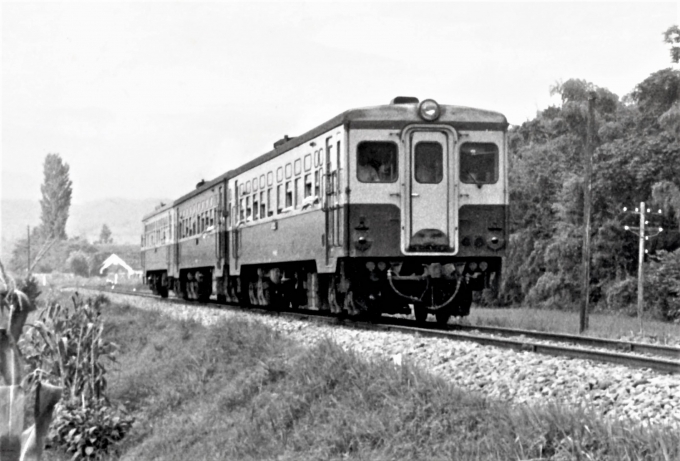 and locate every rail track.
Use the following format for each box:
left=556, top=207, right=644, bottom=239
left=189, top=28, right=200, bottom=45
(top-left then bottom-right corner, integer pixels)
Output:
left=92, top=287, right=680, bottom=375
